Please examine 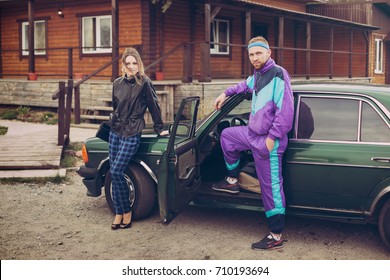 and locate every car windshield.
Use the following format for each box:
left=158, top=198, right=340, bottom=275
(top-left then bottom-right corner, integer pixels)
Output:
left=195, top=94, right=252, bottom=131
left=196, top=110, right=217, bottom=130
